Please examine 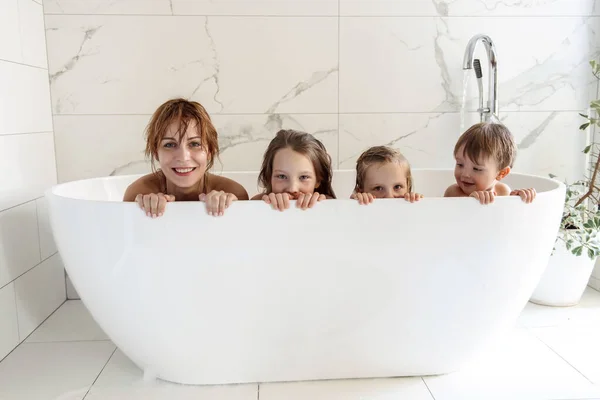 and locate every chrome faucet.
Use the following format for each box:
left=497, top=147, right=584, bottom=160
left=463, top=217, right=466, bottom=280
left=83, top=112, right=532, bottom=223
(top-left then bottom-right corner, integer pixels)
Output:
left=463, top=34, right=498, bottom=122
